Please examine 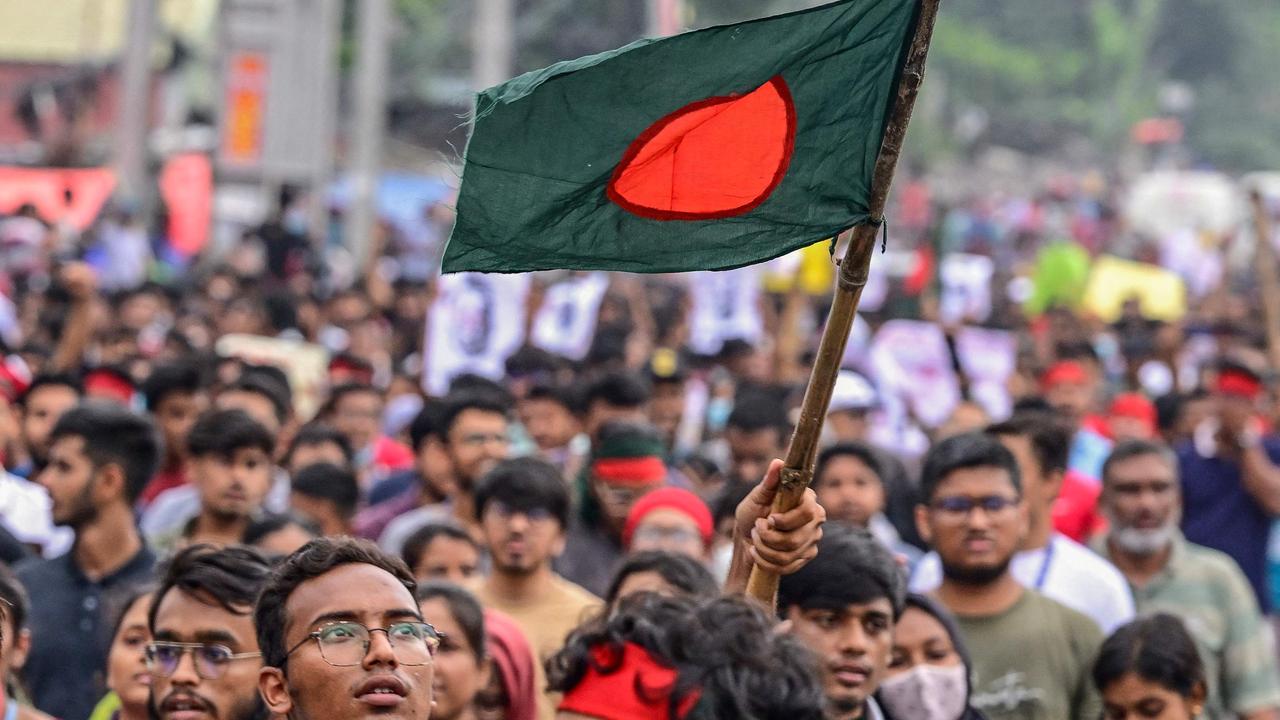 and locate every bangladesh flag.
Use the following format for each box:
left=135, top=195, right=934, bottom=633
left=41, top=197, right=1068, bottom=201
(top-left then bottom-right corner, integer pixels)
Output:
left=443, top=0, right=921, bottom=274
